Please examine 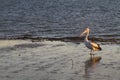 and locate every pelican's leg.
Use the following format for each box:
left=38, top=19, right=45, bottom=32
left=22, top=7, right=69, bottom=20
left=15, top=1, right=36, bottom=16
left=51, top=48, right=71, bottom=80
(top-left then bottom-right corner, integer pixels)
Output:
left=90, top=50, right=95, bottom=58
left=90, top=50, right=93, bottom=58
left=92, top=50, right=95, bottom=57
